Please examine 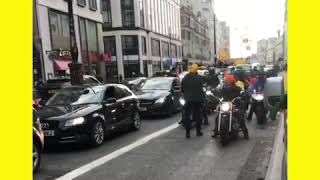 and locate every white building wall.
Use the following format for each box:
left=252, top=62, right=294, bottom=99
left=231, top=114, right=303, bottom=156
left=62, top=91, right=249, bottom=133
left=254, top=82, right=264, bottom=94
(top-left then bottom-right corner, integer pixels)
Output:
left=36, top=0, right=104, bottom=80
left=37, top=5, right=54, bottom=79
left=103, top=0, right=181, bottom=77
left=110, top=0, right=122, bottom=27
